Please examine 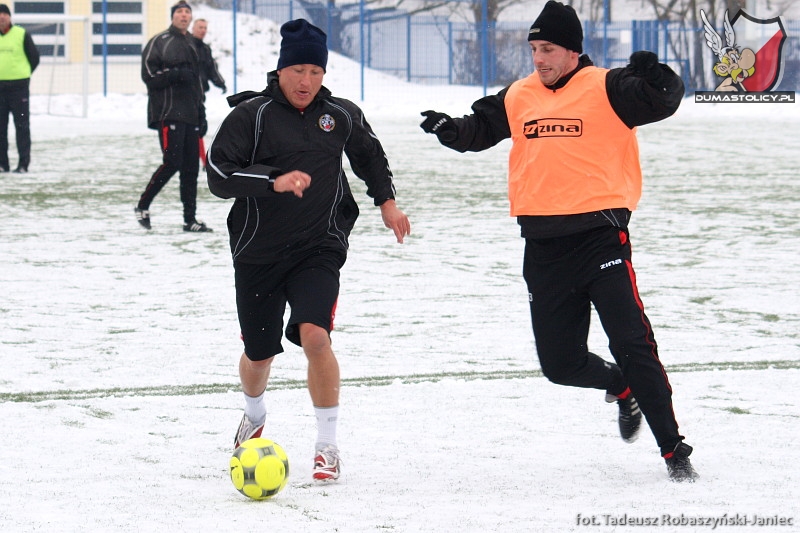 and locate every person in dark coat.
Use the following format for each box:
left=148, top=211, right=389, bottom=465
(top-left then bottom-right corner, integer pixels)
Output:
left=420, top=1, right=698, bottom=482
left=191, top=18, right=226, bottom=95
left=136, top=1, right=211, bottom=232
left=190, top=17, right=226, bottom=170
left=207, top=19, right=411, bottom=482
